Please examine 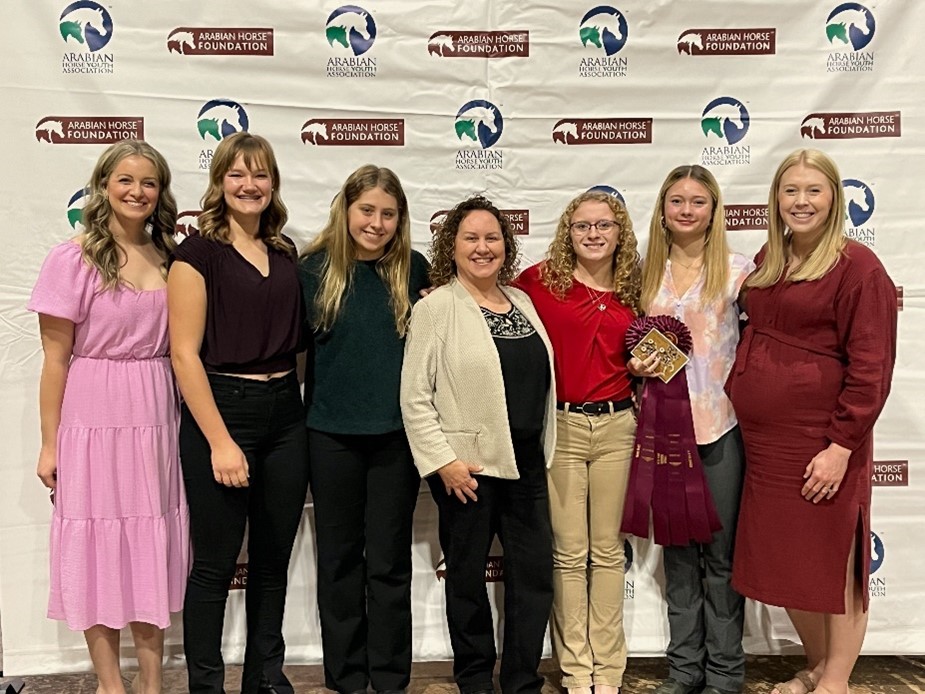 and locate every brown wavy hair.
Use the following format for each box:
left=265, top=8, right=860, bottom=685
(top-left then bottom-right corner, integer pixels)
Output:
left=197, top=132, right=294, bottom=257
left=429, top=195, right=520, bottom=287
left=541, top=190, right=640, bottom=313
left=79, top=140, right=178, bottom=288
left=300, top=164, right=413, bottom=336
